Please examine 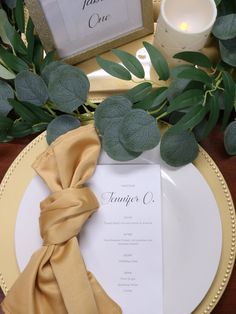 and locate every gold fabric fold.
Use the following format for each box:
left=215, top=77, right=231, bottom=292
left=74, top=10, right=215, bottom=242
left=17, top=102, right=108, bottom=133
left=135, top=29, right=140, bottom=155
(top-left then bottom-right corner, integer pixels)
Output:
left=1, top=124, right=122, bottom=314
